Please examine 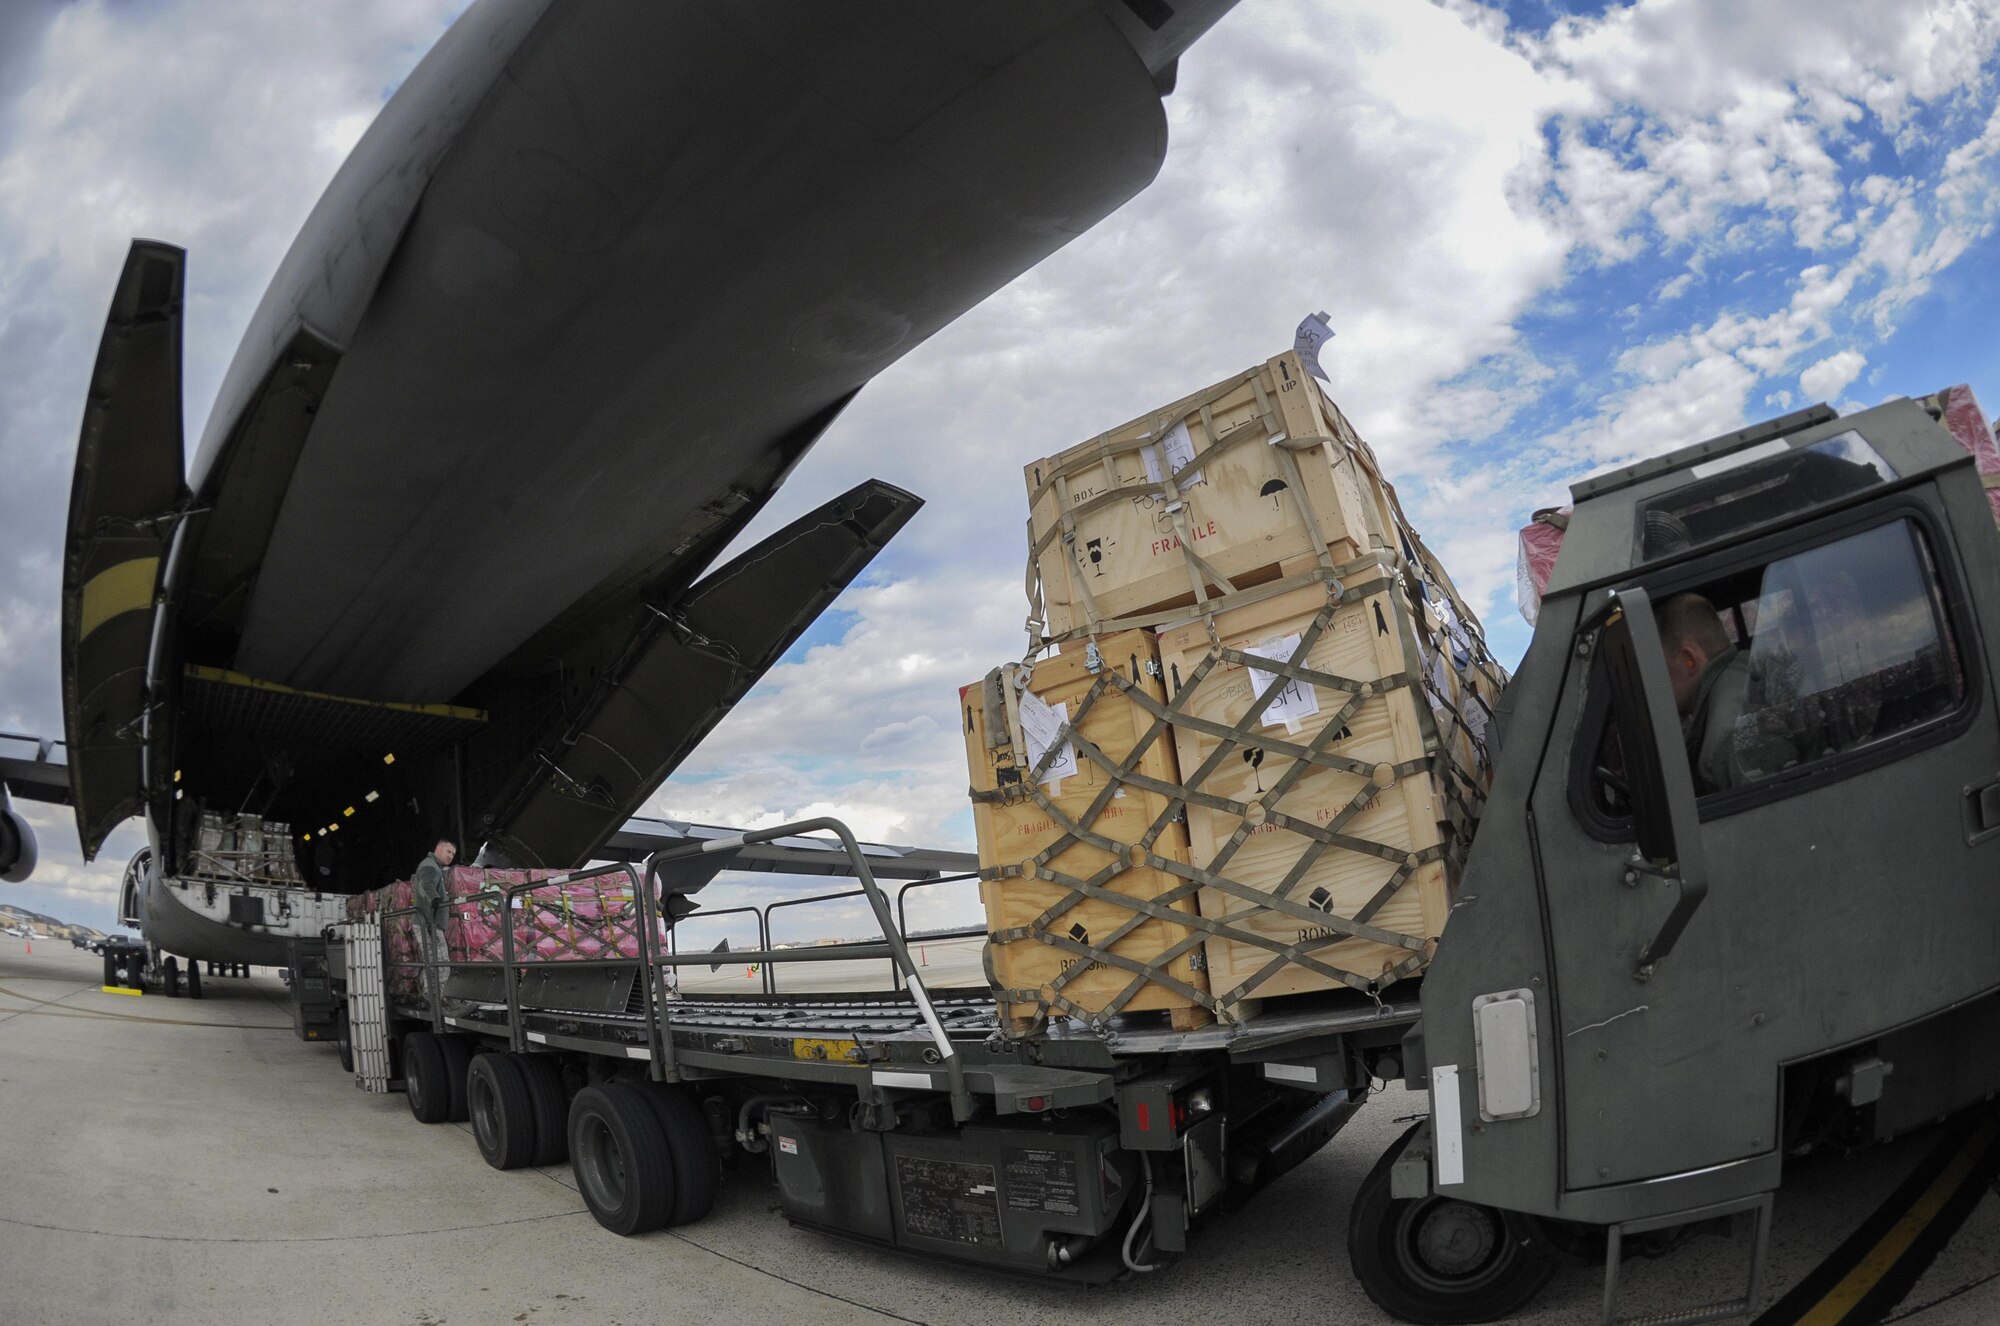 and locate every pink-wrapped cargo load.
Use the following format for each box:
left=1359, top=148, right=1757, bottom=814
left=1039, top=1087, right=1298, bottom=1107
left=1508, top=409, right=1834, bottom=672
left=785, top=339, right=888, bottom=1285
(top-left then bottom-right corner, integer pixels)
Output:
left=1514, top=507, right=1570, bottom=625
left=350, top=866, right=662, bottom=1004
left=1927, top=384, right=2000, bottom=524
